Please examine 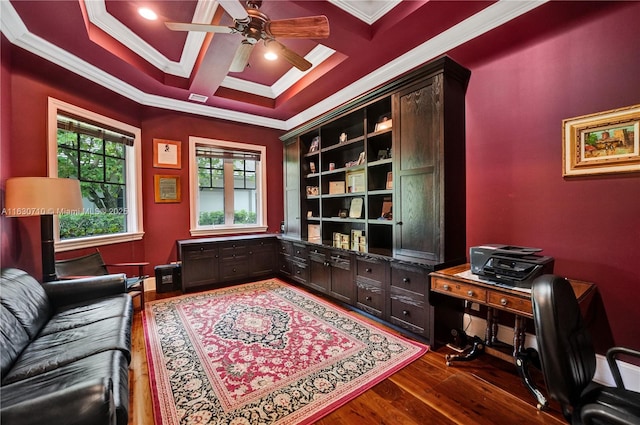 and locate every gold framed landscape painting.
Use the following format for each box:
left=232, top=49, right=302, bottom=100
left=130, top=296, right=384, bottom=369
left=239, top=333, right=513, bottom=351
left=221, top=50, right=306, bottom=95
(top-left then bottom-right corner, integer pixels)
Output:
left=563, top=104, right=640, bottom=177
